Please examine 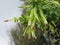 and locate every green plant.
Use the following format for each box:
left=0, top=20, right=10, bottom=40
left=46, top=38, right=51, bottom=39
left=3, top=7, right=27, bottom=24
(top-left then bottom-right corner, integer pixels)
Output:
left=13, top=0, right=60, bottom=45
